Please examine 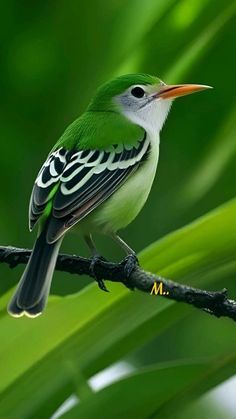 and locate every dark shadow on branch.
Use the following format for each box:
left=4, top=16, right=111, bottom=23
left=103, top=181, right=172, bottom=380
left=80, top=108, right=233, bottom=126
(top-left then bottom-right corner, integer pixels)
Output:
left=1, top=245, right=236, bottom=321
